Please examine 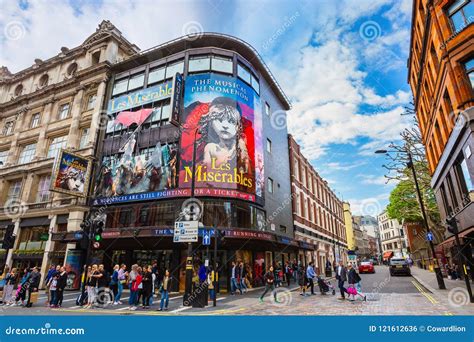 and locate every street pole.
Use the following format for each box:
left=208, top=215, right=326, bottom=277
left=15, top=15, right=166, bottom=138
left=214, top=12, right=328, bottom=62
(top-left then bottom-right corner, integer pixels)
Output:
left=183, top=128, right=199, bottom=305
left=407, top=151, right=446, bottom=290
left=213, top=228, right=218, bottom=307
